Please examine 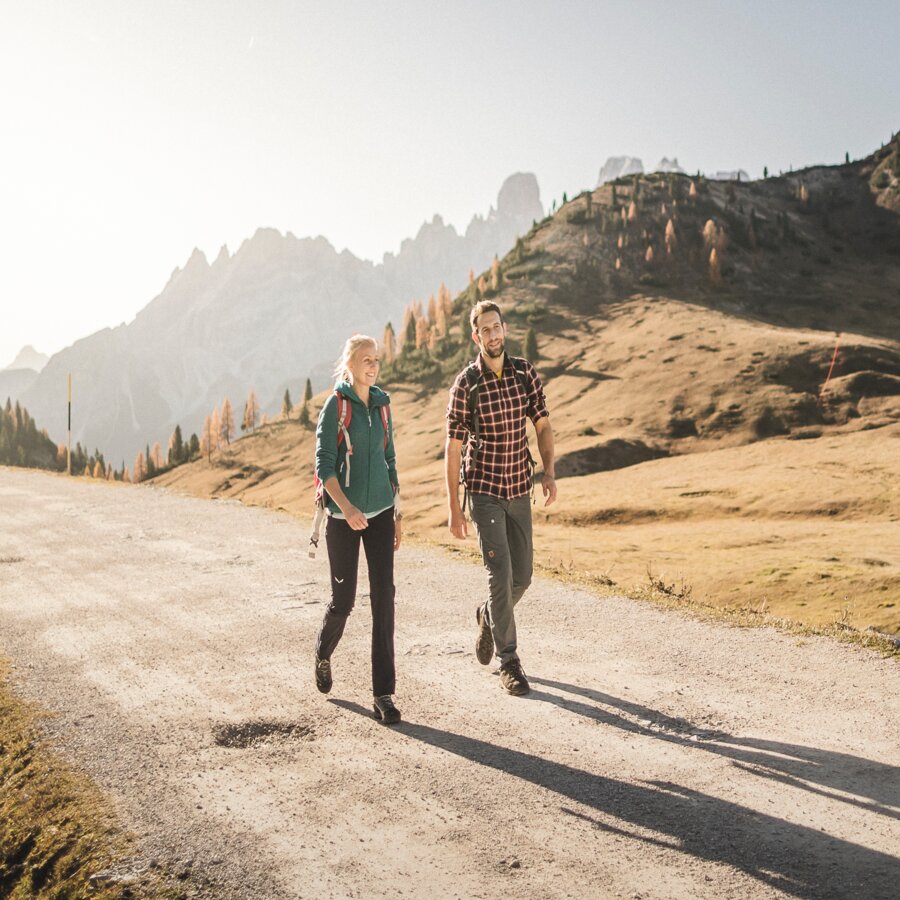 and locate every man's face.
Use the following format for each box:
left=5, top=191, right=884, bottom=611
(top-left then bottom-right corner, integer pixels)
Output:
left=473, top=310, right=506, bottom=359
